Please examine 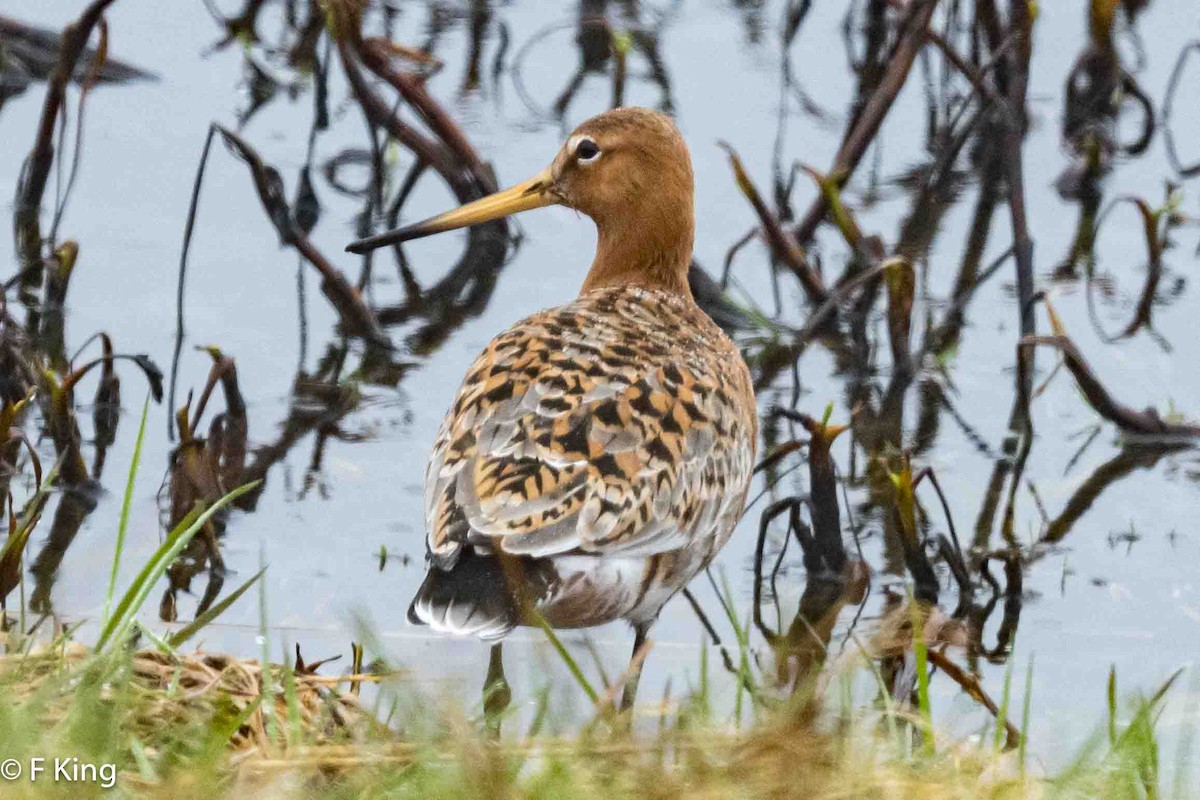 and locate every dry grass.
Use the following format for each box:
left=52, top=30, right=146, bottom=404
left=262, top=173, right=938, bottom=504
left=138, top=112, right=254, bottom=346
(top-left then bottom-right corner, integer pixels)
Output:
left=0, top=633, right=1188, bottom=800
